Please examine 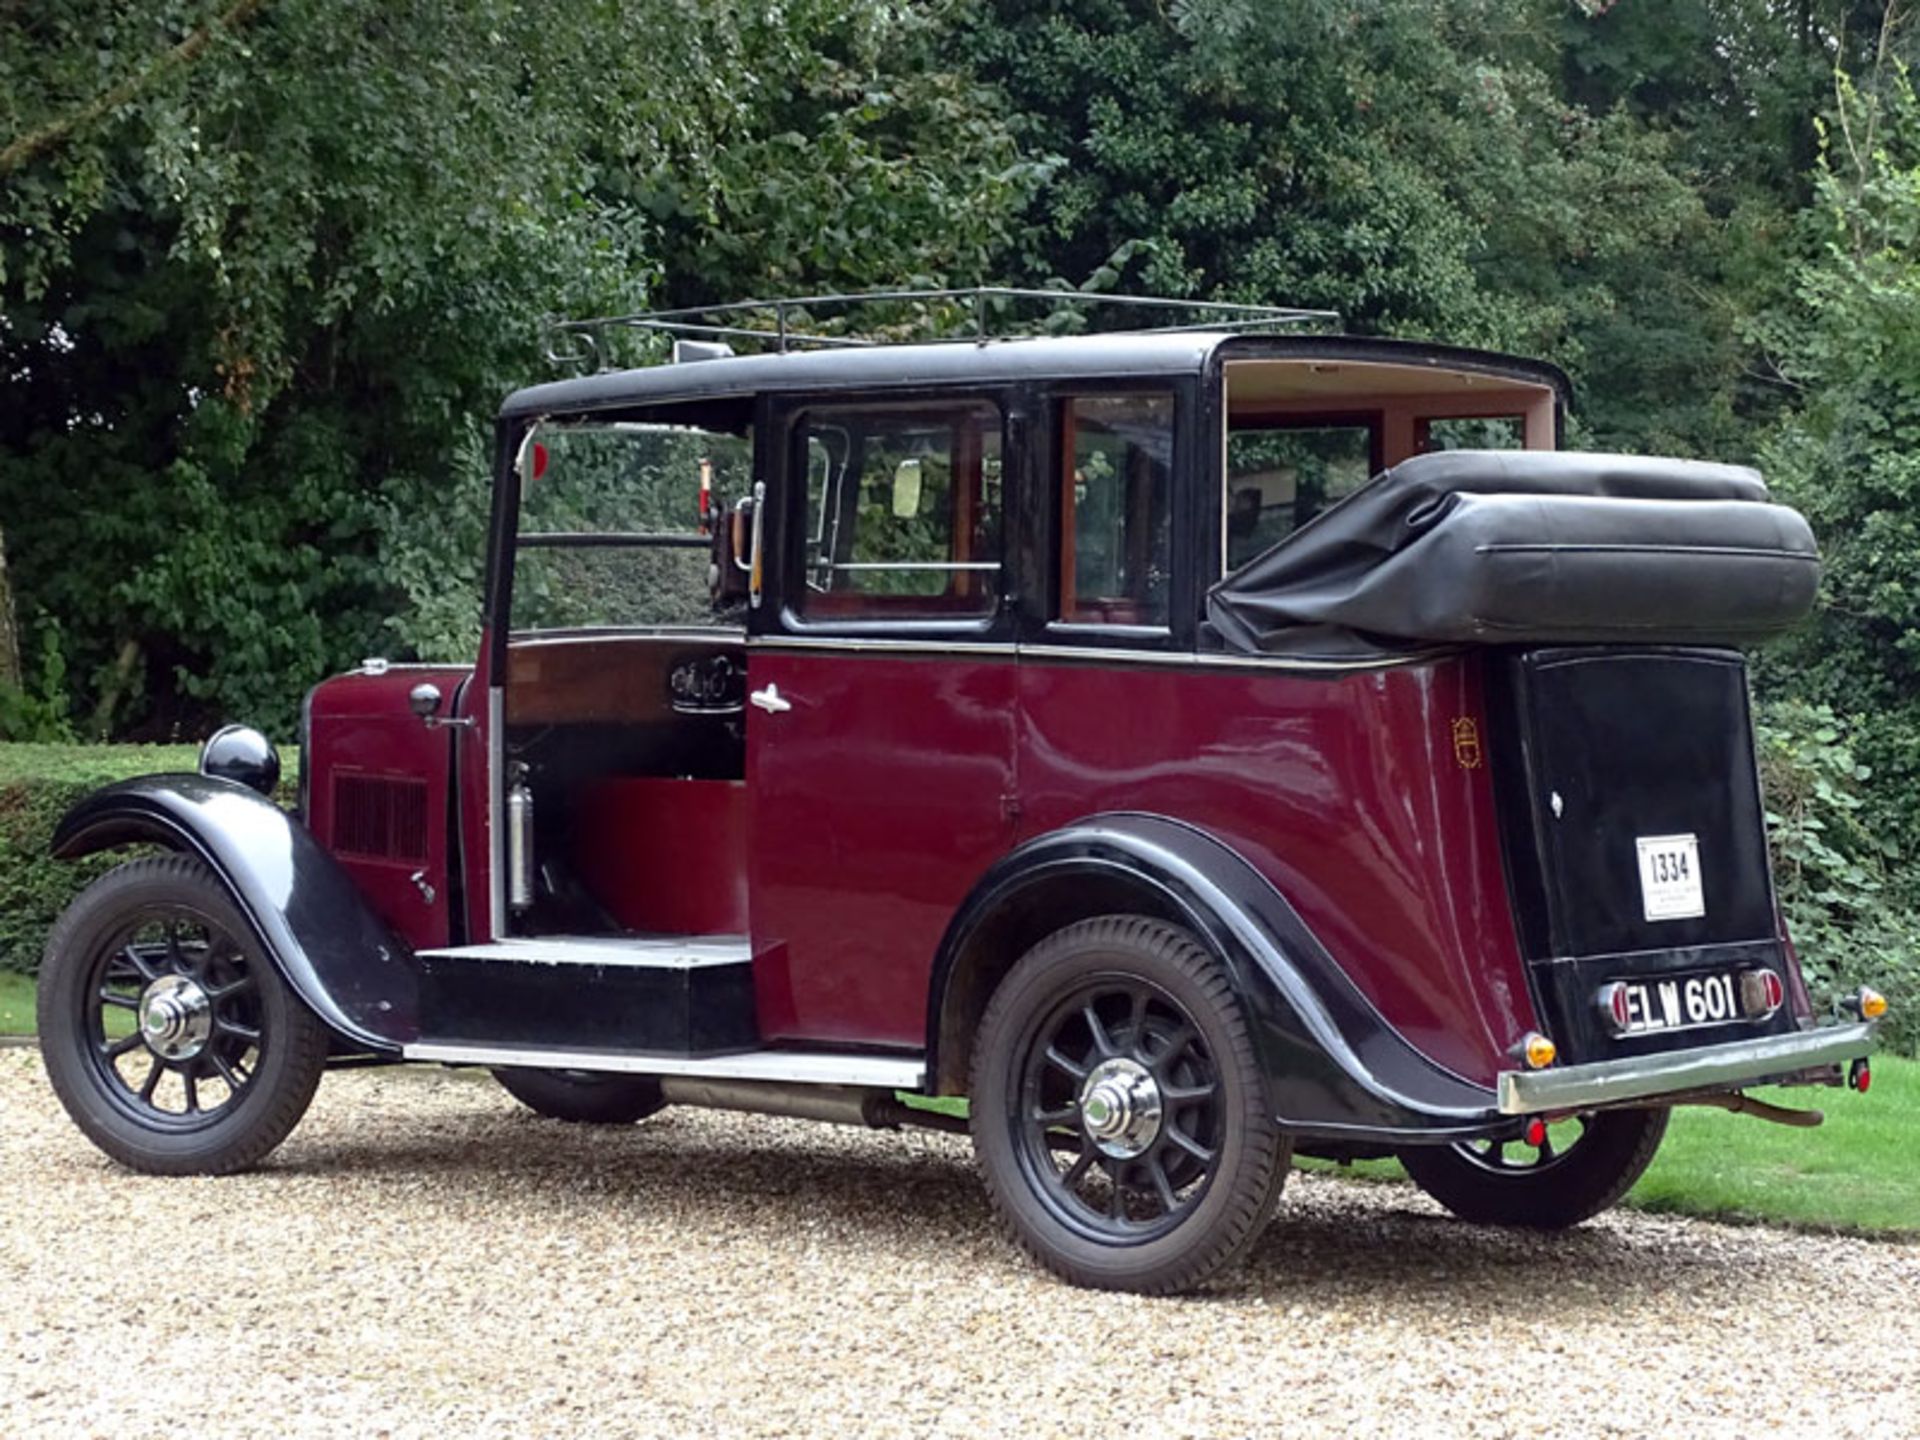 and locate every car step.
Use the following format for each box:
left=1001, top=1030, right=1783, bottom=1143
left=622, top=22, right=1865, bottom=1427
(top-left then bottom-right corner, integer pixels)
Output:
left=412, top=934, right=759, bottom=1055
